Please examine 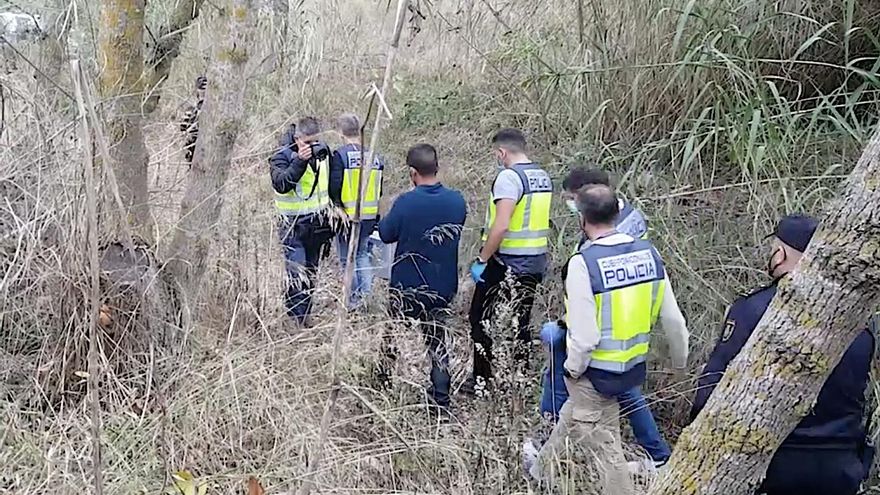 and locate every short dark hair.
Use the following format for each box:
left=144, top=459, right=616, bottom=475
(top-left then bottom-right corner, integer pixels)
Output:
left=491, top=128, right=527, bottom=152
left=407, top=144, right=439, bottom=177
left=577, top=184, right=619, bottom=225
left=336, top=113, right=360, bottom=138
left=295, top=116, right=321, bottom=138
left=562, top=167, right=611, bottom=192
